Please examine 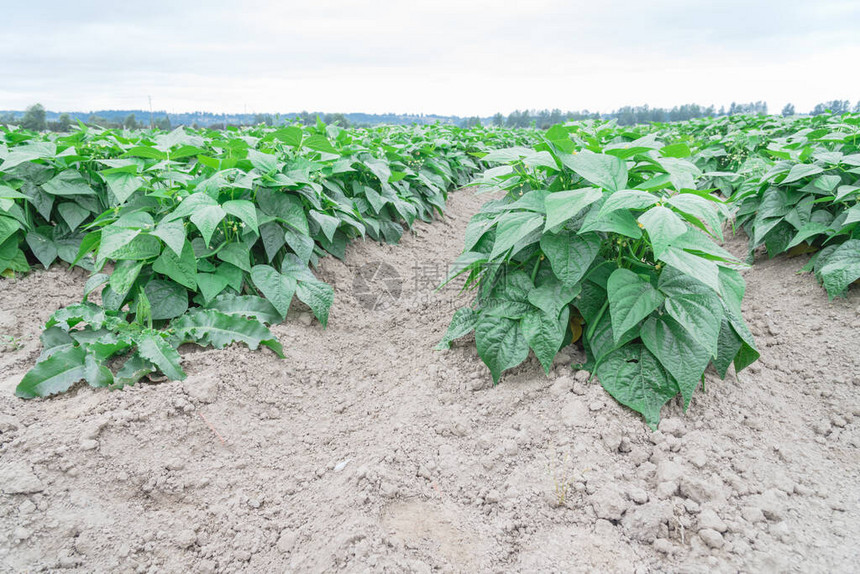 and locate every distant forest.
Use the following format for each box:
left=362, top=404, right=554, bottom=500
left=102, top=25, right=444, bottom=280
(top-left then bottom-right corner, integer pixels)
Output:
left=1, top=99, right=858, bottom=132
